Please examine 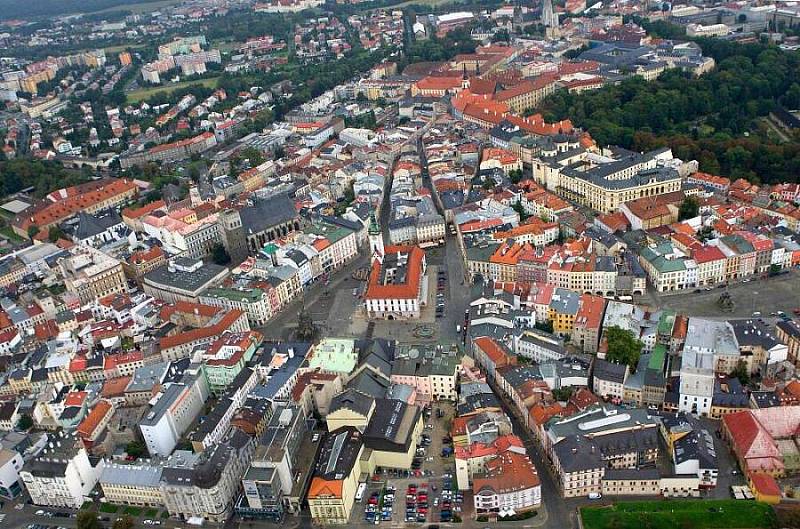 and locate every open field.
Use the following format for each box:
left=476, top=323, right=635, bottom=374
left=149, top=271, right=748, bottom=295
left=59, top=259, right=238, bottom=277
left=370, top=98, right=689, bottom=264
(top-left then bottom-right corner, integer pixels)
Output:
left=103, top=43, right=147, bottom=54
left=126, top=76, right=219, bottom=103
left=580, top=500, right=776, bottom=529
